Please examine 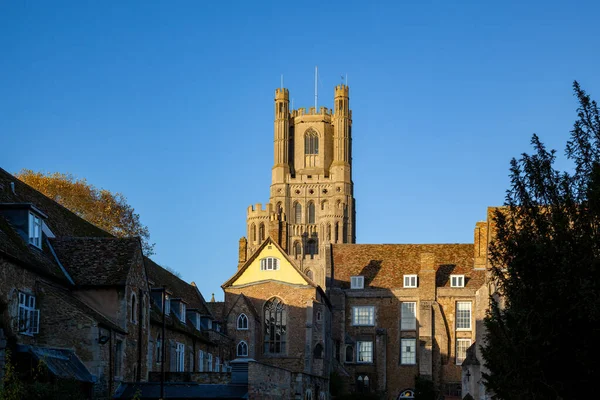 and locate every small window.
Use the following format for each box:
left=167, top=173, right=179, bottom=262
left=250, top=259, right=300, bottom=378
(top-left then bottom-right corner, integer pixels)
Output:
left=164, top=295, right=170, bottom=315
left=352, top=306, right=374, bottom=326
left=18, top=292, right=39, bottom=335
left=316, top=310, right=322, bottom=321
left=180, top=303, right=186, bottom=323
left=28, top=212, right=42, bottom=248
left=403, top=274, right=418, bottom=288
left=130, top=293, right=137, bottom=323
left=357, top=375, right=370, bottom=393
left=456, top=302, right=472, bottom=330
left=356, top=341, right=373, bottom=363
left=450, top=275, right=465, bottom=288
left=207, top=353, right=213, bottom=372
left=260, top=257, right=280, bottom=271
left=198, top=350, right=205, bottom=372
left=215, top=356, right=221, bottom=372
left=237, top=341, right=248, bottom=357
left=314, top=343, right=323, bottom=359
left=345, top=345, right=353, bottom=362
left=456, top=339, right=471, bottom=365
left=350, top=276, right=364, bottom=289
left=259, top=223, right=265, bottom=242
left=401, top=338, right=416, bottom=364
left=237, top=314, right=248, bottom=330
left=401, top=302, right=416, bottom=330
left=176, top=342, right=185, bottom=372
